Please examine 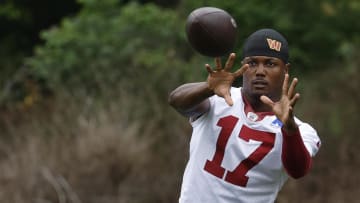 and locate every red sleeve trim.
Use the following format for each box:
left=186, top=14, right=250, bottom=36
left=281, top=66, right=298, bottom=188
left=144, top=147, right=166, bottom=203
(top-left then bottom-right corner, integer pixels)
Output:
left=281, top=127, right=312, bottom=179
